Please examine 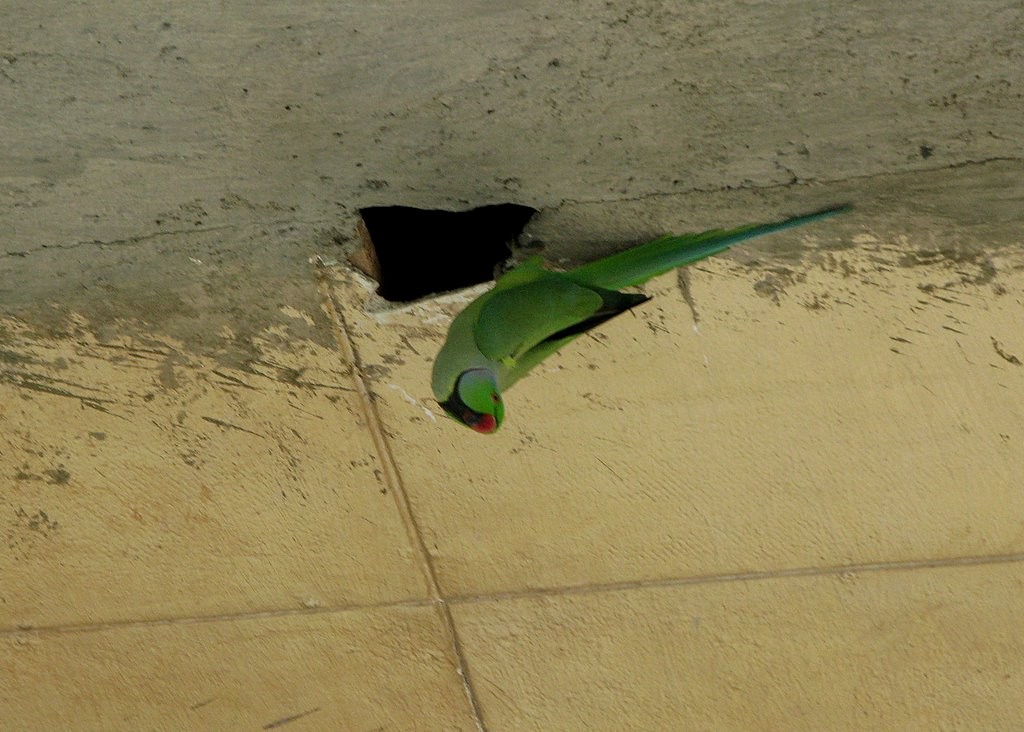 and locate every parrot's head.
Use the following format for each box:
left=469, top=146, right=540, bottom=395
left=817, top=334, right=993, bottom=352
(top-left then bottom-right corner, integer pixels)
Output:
left=439, top=368, right=504, bottom=434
